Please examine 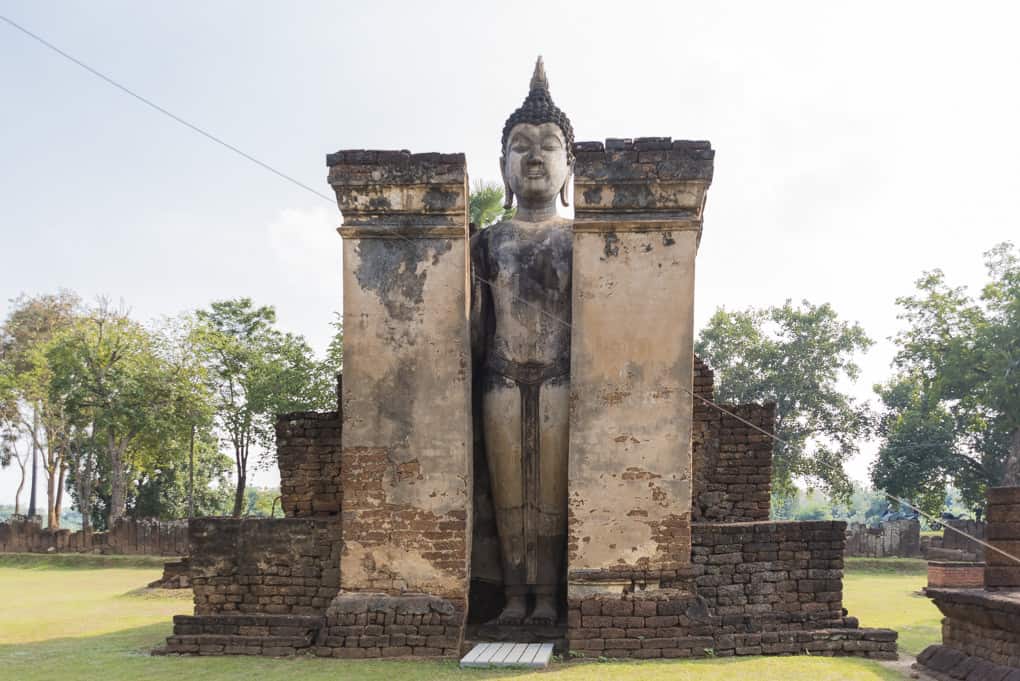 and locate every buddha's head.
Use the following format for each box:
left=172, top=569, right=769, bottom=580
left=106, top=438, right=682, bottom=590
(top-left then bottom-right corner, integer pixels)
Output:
left=500, top=57, right=574, bottom=212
